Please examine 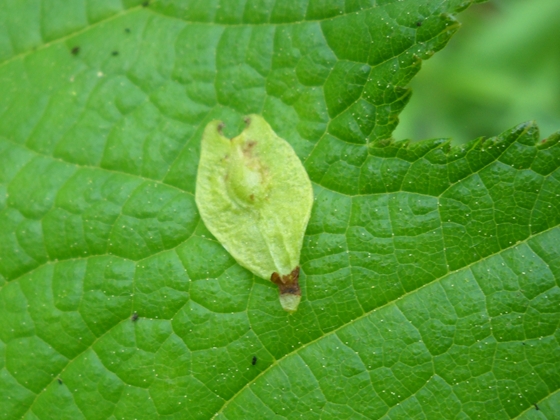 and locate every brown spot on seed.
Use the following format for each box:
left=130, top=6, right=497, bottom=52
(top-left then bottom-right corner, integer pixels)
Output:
left=242, top=140, right=257, bottom=156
